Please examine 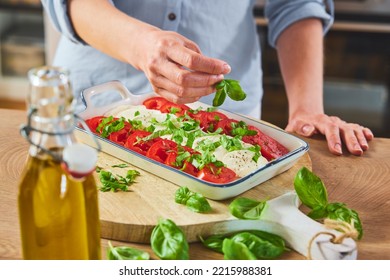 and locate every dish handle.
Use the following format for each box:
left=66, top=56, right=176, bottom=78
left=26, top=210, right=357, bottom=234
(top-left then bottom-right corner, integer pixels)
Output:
left=80, top=80, right=153, bottom=115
